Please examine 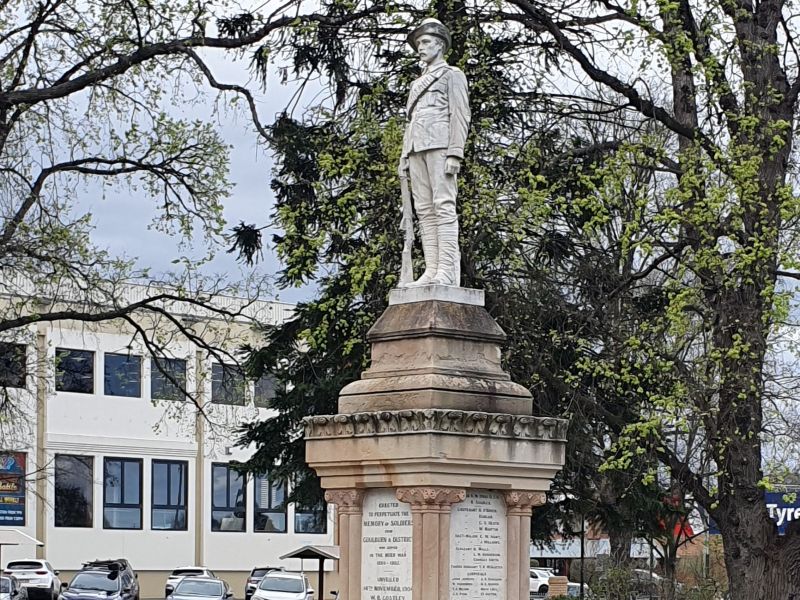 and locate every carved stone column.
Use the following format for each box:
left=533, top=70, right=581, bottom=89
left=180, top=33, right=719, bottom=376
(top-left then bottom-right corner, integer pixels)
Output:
left=325, top=489, right=365, bottom=600
left=504, top=491, right=547, bottom=600
left=396, top=487, right=466, bottom=600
